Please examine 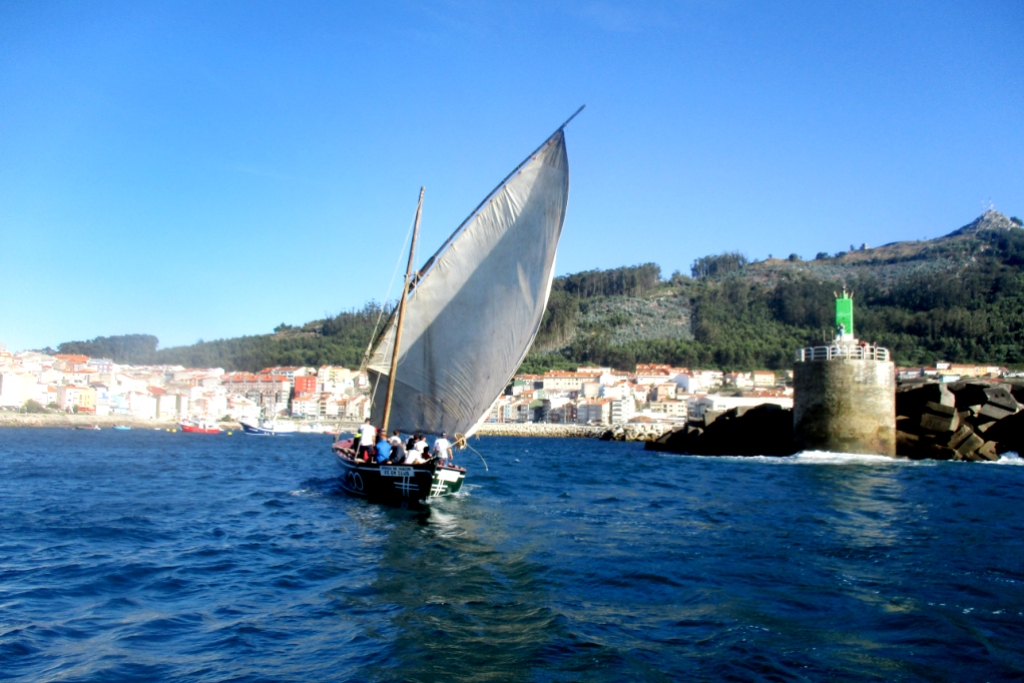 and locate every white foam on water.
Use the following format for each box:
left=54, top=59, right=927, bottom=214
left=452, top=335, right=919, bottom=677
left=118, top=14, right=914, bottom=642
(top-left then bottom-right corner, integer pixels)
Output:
left=667, top=451, right=925, bottom=466
left=986, top=452, right=1023, bottom=465
left=787, top=450, right=915, bottom=465
left=671, top=450, right=1024, bottom=466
